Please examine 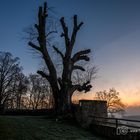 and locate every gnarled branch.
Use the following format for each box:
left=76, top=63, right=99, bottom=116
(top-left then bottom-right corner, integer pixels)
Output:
left=72, top=49, right=91, bottom=63
left=71, top=15, right=84, bottom=47
left=28, top=42, right=41, bottom=51
left=72, top=81, right=92, bottom=93
left=52, top=46, right=64, bottom=59
left=60, top=17, right=70, bottom=47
